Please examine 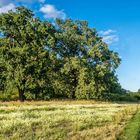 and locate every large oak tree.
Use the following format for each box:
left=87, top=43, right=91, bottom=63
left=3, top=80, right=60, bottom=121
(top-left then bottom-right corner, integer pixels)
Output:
left=0, top=7, right=55, bottom=101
